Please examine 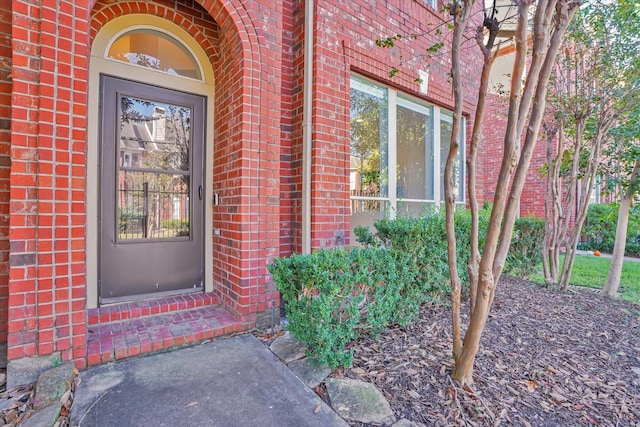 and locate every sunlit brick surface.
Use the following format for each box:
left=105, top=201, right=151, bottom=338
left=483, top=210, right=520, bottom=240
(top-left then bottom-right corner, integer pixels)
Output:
left=86, top=296, right=249, bottom=366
